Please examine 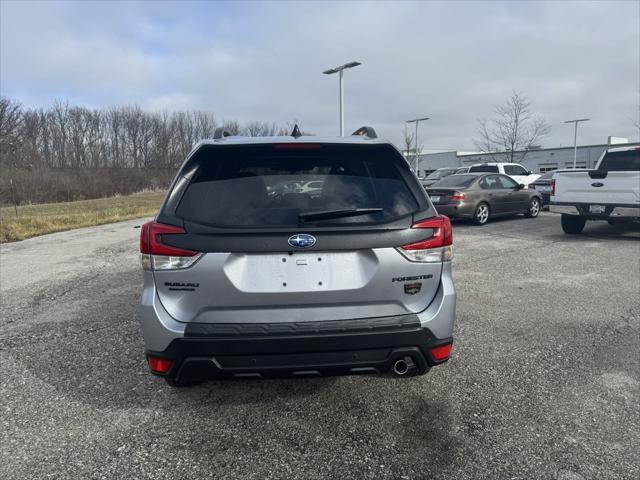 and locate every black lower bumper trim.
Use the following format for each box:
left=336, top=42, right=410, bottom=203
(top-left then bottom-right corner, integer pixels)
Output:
left=146, top=317, right=452, bottom=382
